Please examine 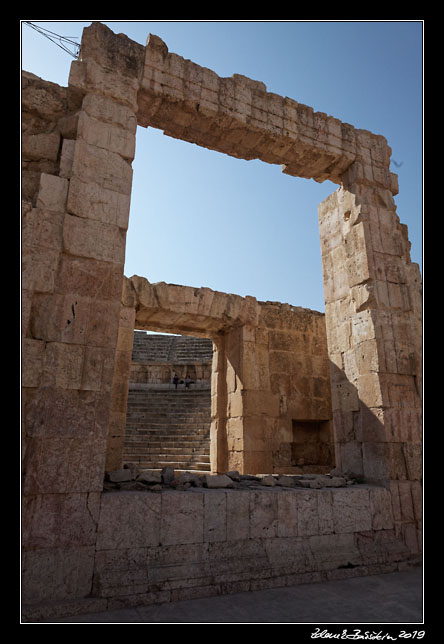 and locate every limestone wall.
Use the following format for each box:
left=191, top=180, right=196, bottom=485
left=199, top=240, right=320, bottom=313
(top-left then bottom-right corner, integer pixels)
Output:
left=129, top=332, right=213, bottom=385
left=21, top=484, right=416, bottom=620
left=120, top=276, right=333, bottom=475
left=21, top=21, right=422, bottom=619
